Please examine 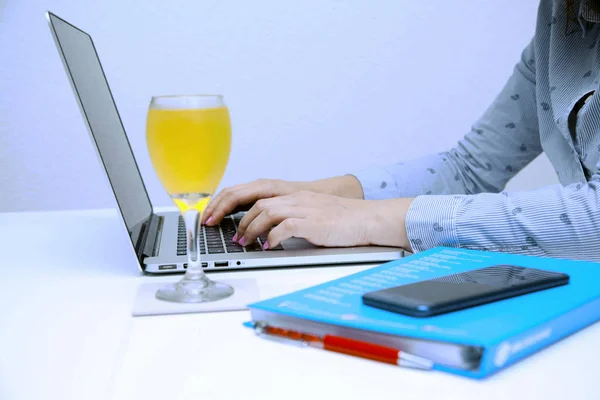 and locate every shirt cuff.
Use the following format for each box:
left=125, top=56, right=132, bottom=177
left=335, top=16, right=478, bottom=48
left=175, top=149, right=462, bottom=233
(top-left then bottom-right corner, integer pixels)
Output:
left=404, top=194, right=464, bottom=252
left=349, top=167, right=399, bottom=200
